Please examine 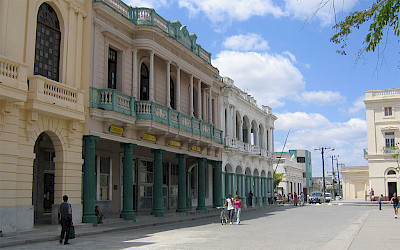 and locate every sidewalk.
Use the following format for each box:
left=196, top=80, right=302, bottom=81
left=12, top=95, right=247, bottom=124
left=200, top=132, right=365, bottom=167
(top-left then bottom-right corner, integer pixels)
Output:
left=323, top=205, right=400, bottom=249
left=0, top=206, right=263, bottom=248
